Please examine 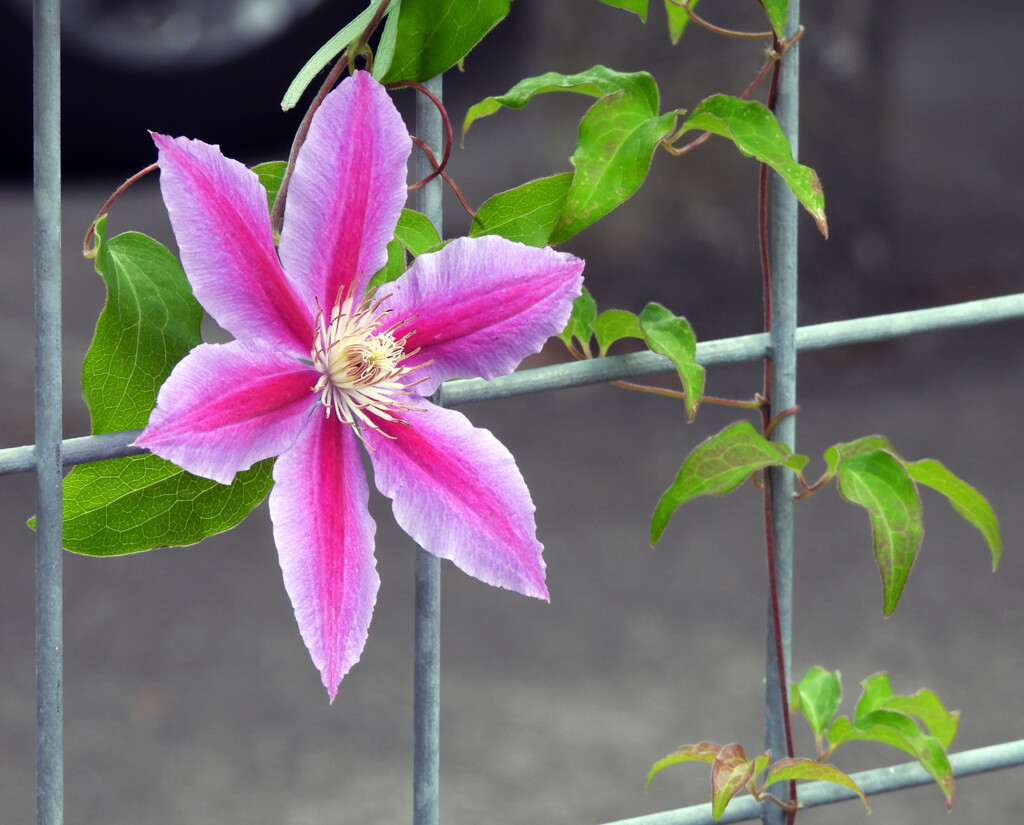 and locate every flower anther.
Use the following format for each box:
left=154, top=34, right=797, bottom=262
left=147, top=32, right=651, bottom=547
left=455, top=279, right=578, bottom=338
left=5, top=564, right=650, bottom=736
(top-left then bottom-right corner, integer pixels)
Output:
left=312, top=290, right=426, bottom=436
